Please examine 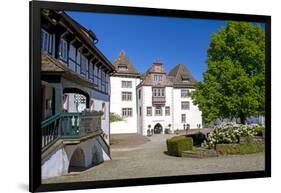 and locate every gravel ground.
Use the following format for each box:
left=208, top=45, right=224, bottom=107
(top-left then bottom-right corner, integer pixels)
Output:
left=43, top=134, right=265, bottom=184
